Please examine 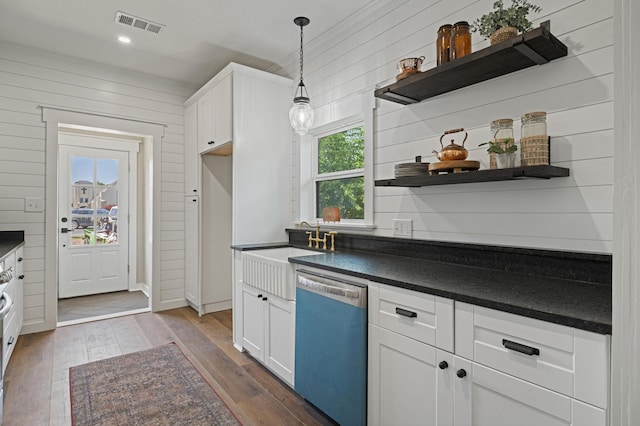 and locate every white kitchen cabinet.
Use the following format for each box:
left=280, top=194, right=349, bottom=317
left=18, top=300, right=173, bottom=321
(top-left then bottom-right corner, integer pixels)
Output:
left=184, top=102, right=199, bottom=195
left=368, top=324, right=453, bottom=426
left=368, top=282, right=454, bottom=426
left=184, top=63, right=292, bottom=321
left=241, top=283, right=295, bottom=386
left=197, top=73, right=232, bottom=155
left=452, top=356, right=607, bottom=426
left=184, top=196, right=199, bottom=307
left=2, top=246, right=23, bottom=375
left=368, top=284, right=610, bottom=426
